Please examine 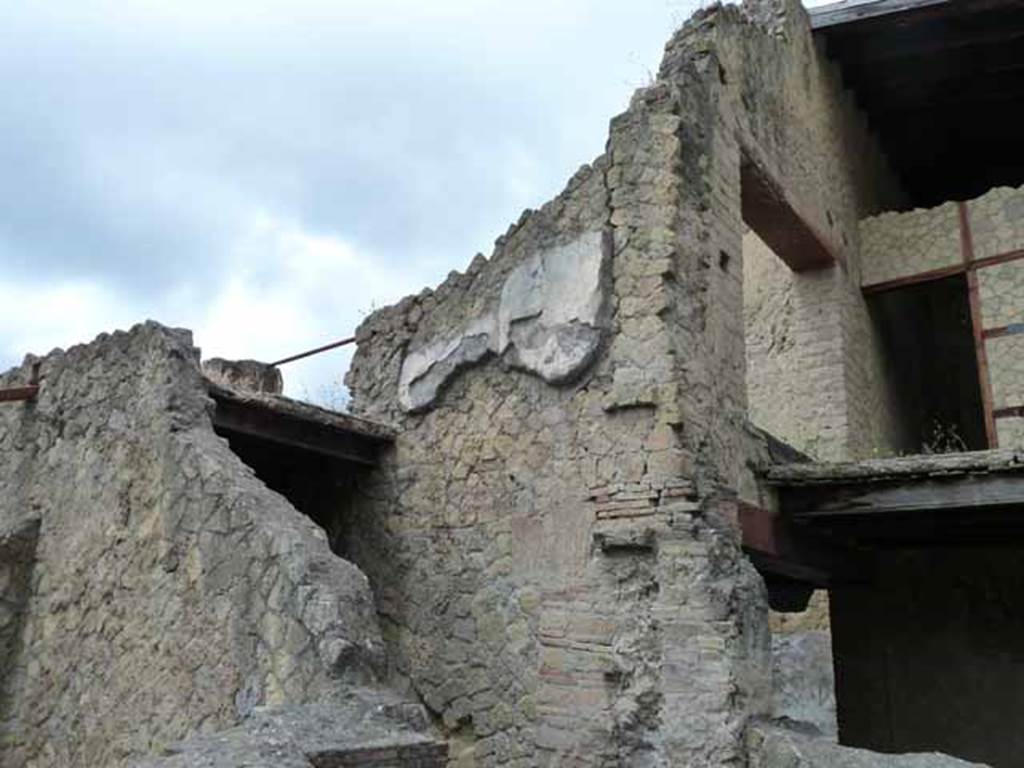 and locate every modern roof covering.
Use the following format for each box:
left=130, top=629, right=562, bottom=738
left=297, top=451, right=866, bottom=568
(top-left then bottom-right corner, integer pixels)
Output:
left=207, top=382, right=395, bottom=466
left=809, top=0, right=1024, bottom=208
